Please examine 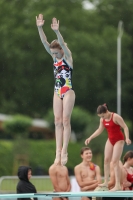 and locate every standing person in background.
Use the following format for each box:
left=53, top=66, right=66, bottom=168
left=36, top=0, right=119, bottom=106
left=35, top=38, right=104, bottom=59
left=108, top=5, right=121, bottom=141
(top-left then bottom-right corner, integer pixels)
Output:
left=85, top=103, right=131, bottom=191
left=49, top=162, right=71, bottom=200
left=74, top=147, right=101, bottom=200
left=16, top=166, right=38, bottom=200
left=36, top=14, right=75, bottom=166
